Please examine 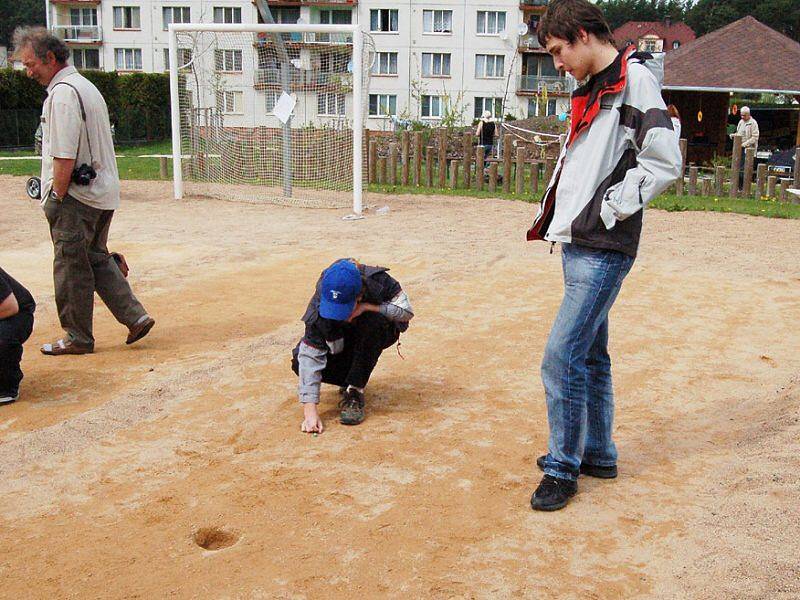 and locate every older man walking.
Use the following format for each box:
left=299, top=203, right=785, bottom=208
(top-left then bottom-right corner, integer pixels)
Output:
left=13, top=27, right=154, bottom=355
